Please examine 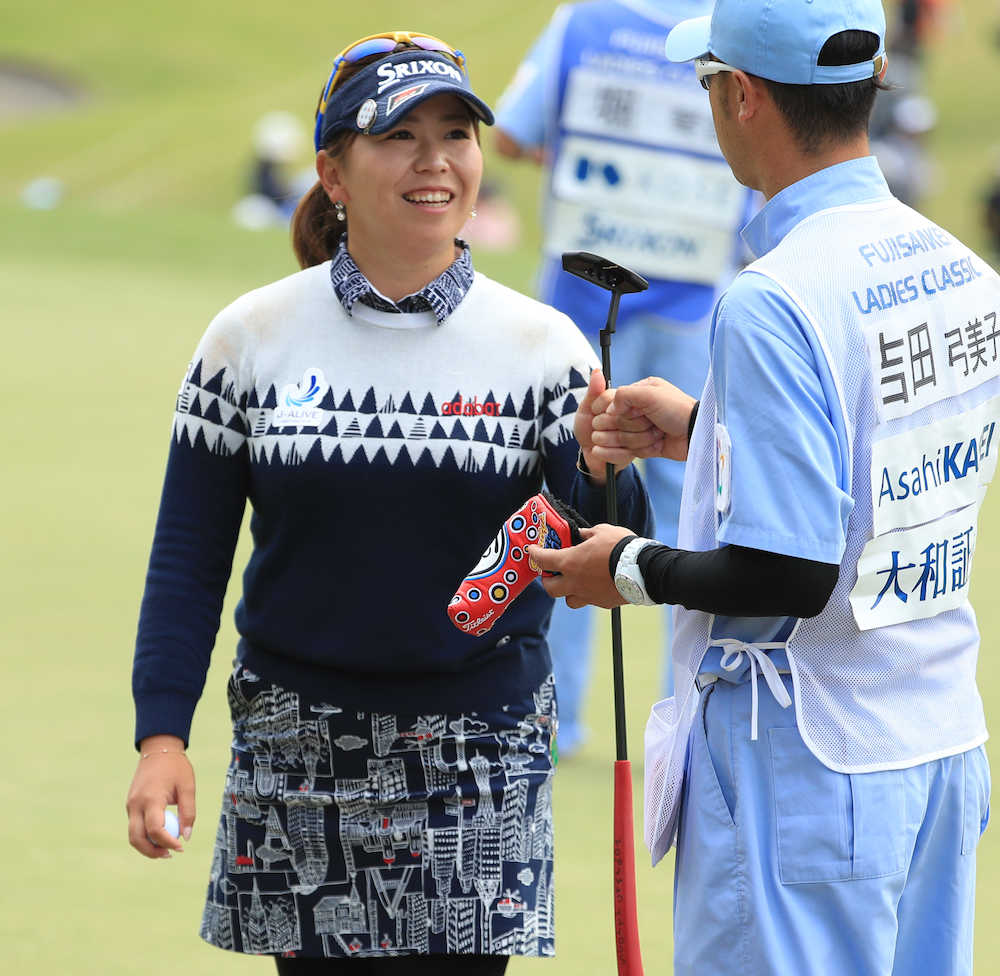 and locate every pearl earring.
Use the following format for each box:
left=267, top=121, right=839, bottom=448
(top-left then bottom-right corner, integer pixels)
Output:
left=335, top=201, right=346, bottom=222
